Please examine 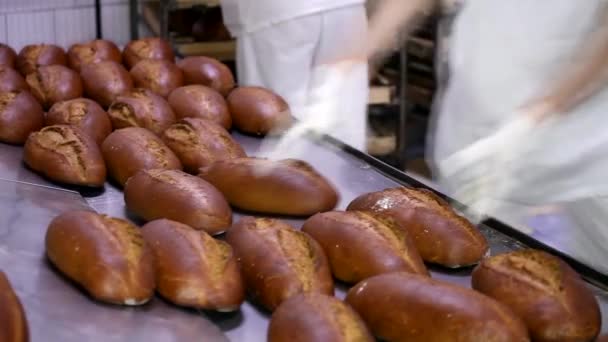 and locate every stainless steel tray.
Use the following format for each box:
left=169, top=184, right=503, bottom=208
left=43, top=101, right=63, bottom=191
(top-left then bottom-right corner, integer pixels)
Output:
left=0, top=132, right=606, bottom=341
